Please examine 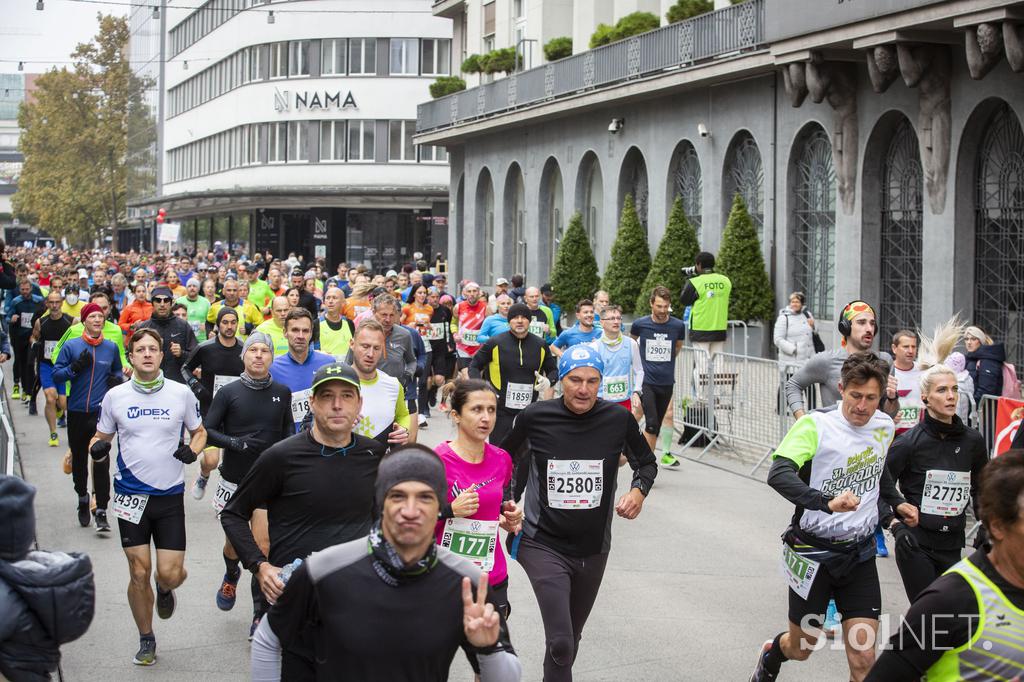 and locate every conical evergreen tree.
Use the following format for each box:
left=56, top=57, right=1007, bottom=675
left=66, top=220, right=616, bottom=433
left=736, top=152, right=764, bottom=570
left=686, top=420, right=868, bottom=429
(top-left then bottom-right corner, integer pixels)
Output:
left=634, top=196, right=700, bottom=317
left=600, top=194, right=652, bottom=314
left=716, top=194, right=775, bottom=322
left=550, top=211, right=601, bottom=311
